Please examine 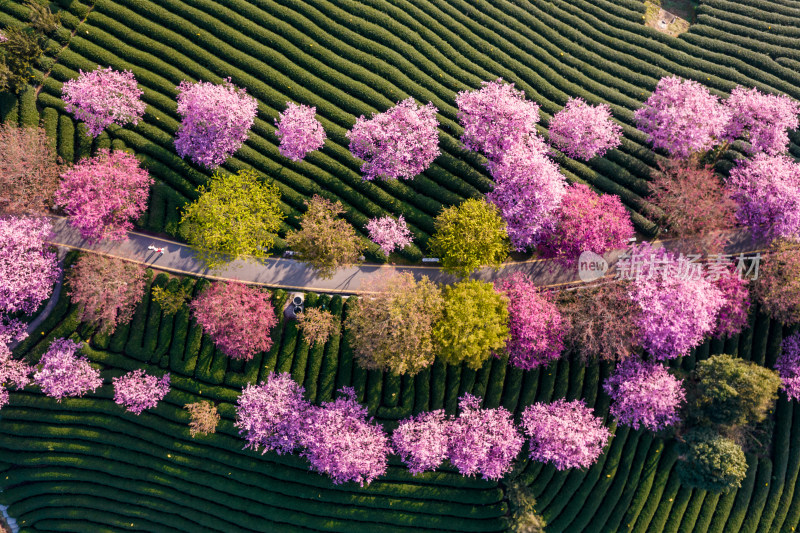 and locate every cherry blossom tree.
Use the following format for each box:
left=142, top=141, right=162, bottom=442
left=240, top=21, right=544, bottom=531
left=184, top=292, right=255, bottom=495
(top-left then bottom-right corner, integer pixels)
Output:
left=0, top=318, right=32, bottom=410
left=710, top=264, right=750, bottom=339
left=296, top=307, right=339, bottom=347
left=634, top=76, right=730, bottom=158
left=495, top=273, right=566, bottom=370
left=33, top=338, right=102, bottom=402
left=539, top=183, right=634, bottom=266
left=603, top=358, right=685, bottom=431
left=447, top=394, right=523, bottom=481
left=728, top=154, right=800, bottom=244
left=366, top=215, right=413, bottom=257
left=521, top=399, right=610, bottom=470
left=723, top=85, right=800, bottom=155
left=756, top=241, right=800, bottom=326
left=548, top=97, right=622, bottom=160
left=62, top=66, right=147, bottom=137
left=299, top=387, right=391, bottom=486
left=185, top=401, right=220, bottom=437
left=0, top=216, right=59, bottom=316
left=190, top=281, right=277, bottom=361
left=346, top=98, right=440, bottom=181
left=174, top=78, right=258, bottom=169
left=235, top=373, right=309, bottom=455
left=392, top=410, right=452, bottom=475
left=112, top=369, right=170, bottom=415
left=0, top=124, right=59, bottom=215
left=54, top=149, right=153, bottom=242
left=776, top=332, right=800, bottom=401
left=274, top=102, right=326, bottom=161
left=455, top=79, right=541, bottom=162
